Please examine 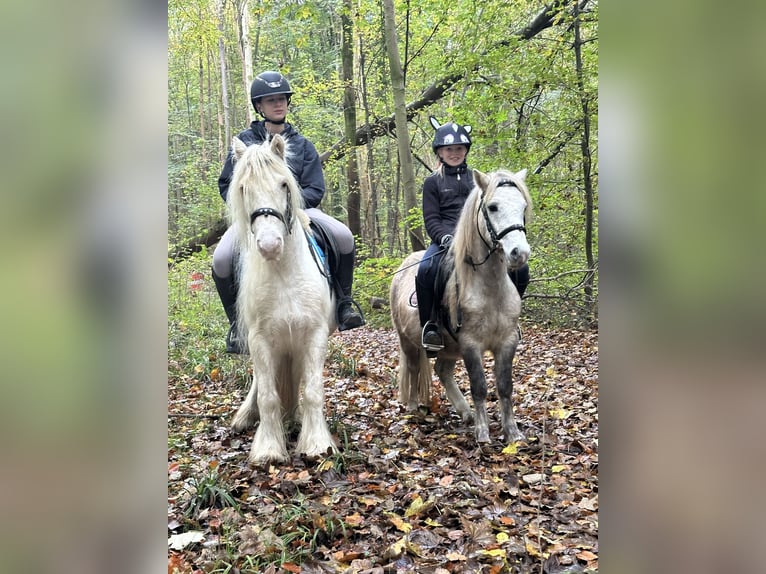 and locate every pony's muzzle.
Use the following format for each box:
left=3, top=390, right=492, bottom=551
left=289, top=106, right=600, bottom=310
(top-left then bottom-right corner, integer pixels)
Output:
left=506, top=244, right=531, bottom=269
left=256, top=235, right=284, bottom=260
